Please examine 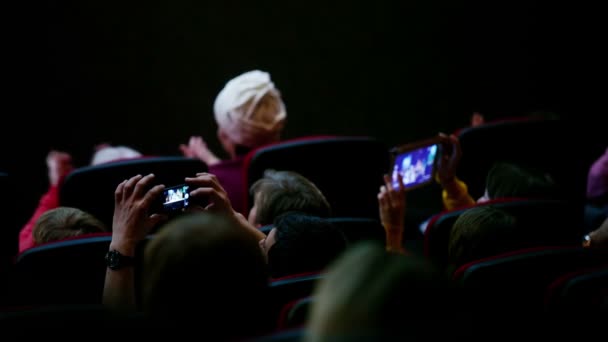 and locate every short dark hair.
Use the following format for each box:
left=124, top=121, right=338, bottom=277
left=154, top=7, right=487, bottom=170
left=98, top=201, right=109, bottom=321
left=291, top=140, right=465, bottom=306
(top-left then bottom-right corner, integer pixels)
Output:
left=268, top=212, right=347, bottom=278
left=448, top=206, right=519, bottom=268
left=250, top=170, right=331, bottom=226
left=33, top=207, right=107, bottom=245
left=485, top=162, right=558, bottom=199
